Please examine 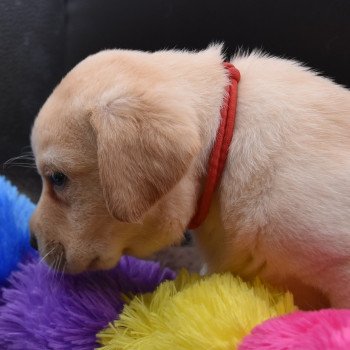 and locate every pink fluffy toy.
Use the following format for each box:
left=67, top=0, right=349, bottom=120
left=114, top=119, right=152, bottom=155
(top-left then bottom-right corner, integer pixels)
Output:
left=239, top=309, right=350, bottom=350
